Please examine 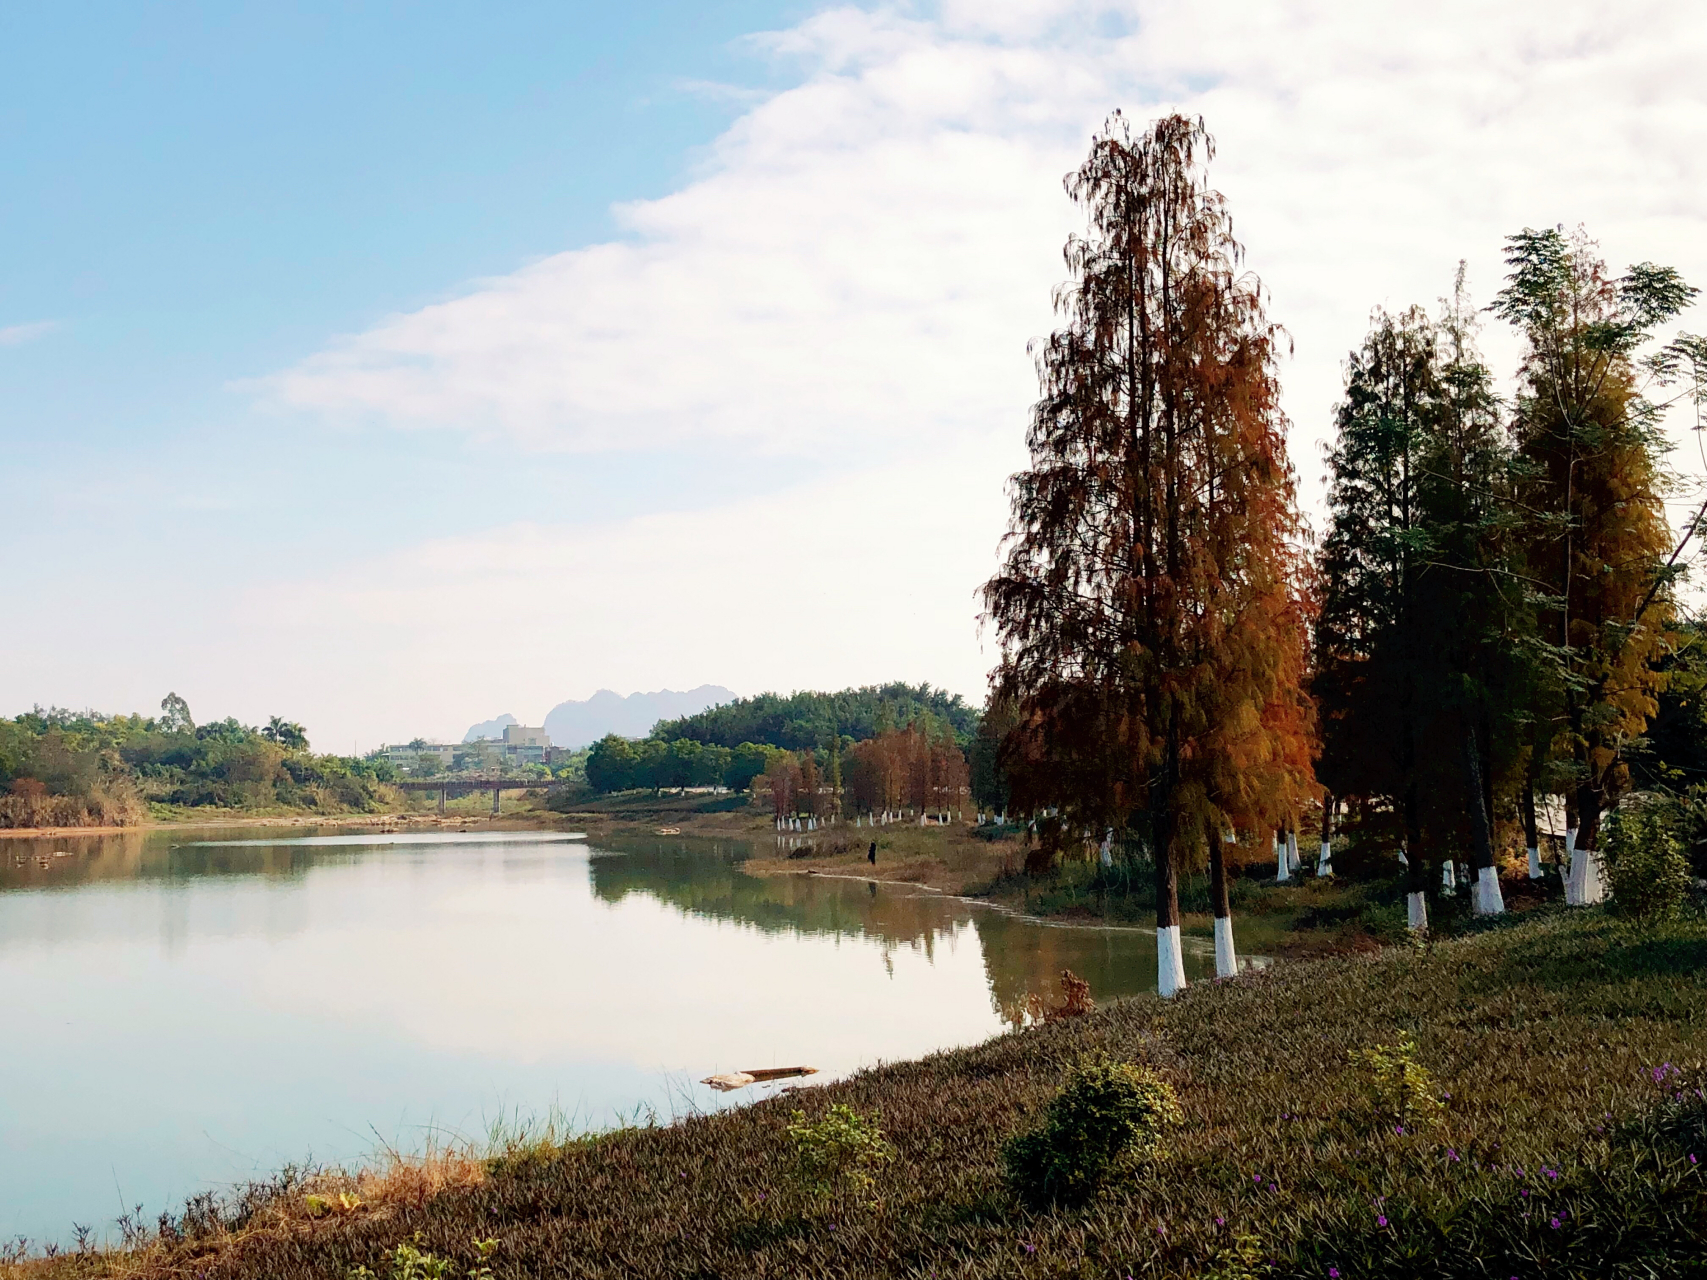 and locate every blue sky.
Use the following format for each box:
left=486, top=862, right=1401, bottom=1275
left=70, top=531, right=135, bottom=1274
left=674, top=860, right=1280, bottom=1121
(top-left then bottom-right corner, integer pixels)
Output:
left=3, top=2, right=809, bottom=556
left=5, top=1, right=1707, bottom=750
